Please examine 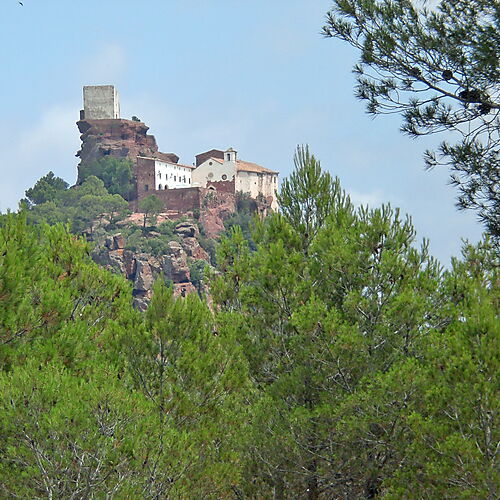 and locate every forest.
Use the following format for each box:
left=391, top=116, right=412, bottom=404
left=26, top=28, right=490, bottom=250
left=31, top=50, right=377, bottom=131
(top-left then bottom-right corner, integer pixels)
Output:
left=1, top=0, right=499, bottom=498
left=0, top=146, right=498, bottom=499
